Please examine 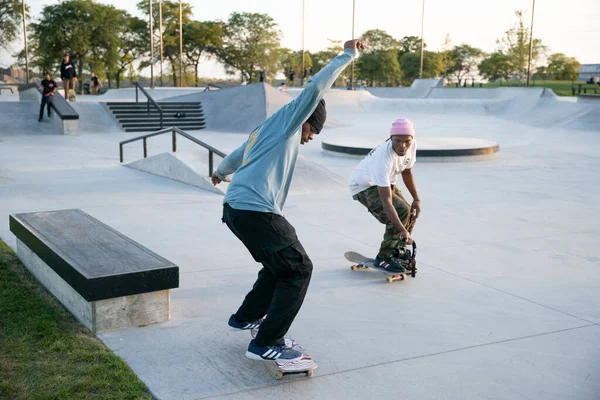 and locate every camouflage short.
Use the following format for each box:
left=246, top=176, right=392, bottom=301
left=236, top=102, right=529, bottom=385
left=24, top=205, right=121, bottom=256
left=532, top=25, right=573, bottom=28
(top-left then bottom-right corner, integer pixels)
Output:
left=353, top=185, right=416, bottom=258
